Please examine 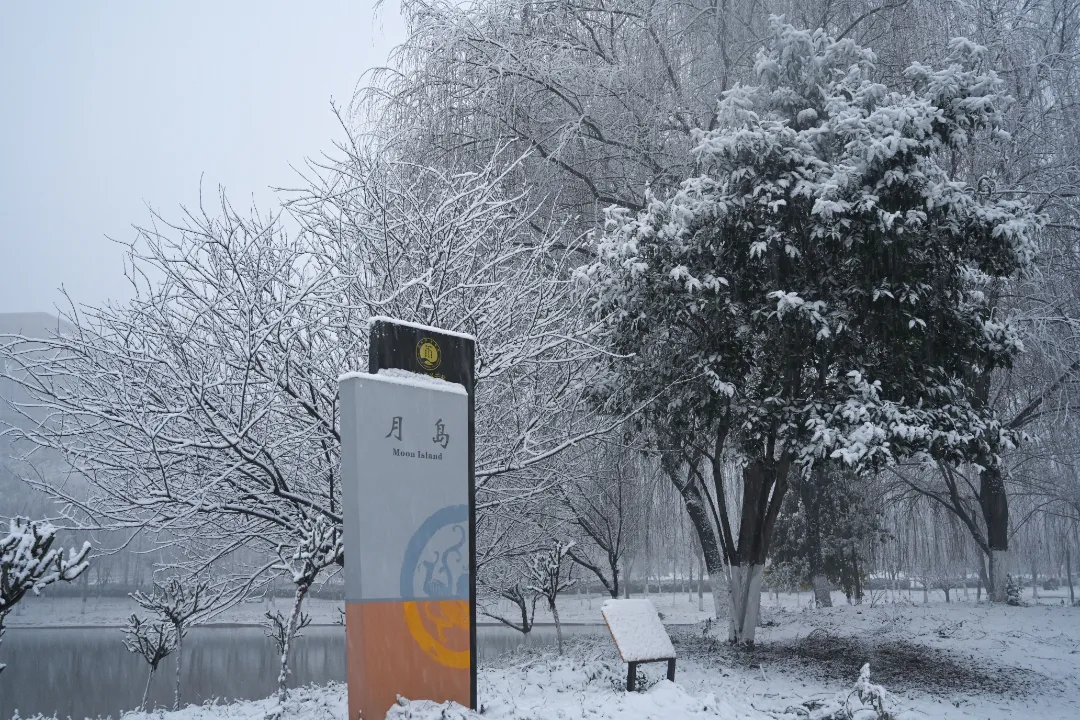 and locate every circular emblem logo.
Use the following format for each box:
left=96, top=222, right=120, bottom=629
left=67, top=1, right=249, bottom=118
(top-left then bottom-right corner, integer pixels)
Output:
left=400, top=505, right=470, bottom=669
left=416, top=337, right=442, bottom=371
